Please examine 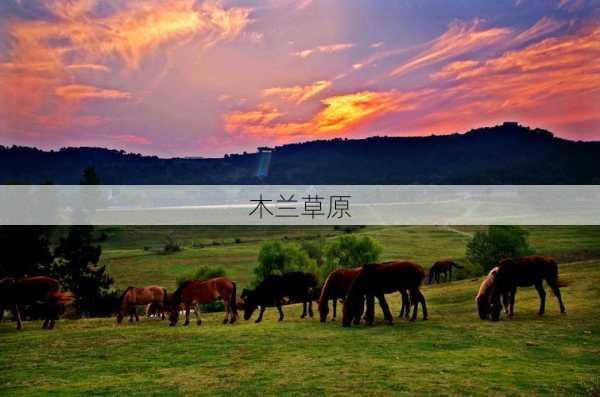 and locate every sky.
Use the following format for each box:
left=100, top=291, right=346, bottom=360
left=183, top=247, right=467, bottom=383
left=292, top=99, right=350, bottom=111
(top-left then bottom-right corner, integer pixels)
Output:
left=0, top=0, right=599, bottom=157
